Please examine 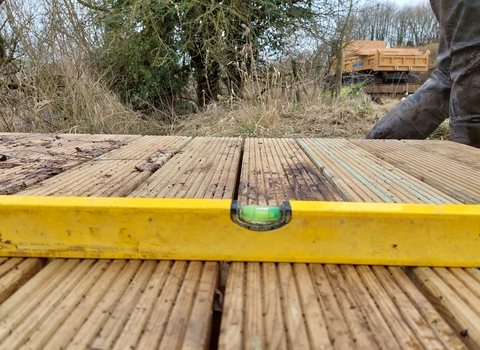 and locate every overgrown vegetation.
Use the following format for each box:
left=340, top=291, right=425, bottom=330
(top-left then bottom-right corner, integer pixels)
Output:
left=0, top=0, right=446, bottom=139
